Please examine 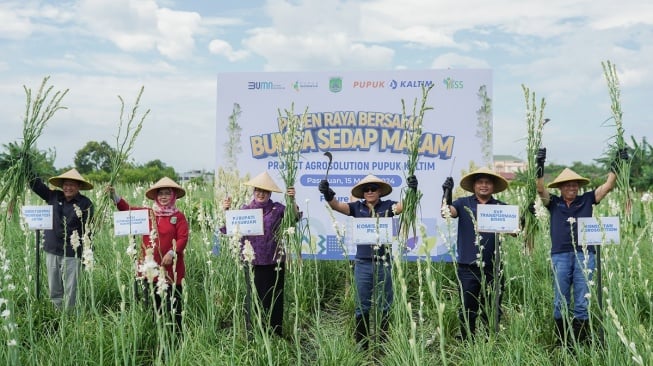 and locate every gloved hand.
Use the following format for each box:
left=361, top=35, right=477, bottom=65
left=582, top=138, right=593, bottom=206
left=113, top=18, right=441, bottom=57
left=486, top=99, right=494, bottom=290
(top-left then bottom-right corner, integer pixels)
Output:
left=527, top=202, right=536, bottom=215
left=407, top=175, right=418, bottom=190
left=318, top=179, right=335, bottom=202
left=610, top=148, right=630, bottom=173
left=442, top=177, right=454, bottom=206
left=536, top=147, right=546, bottom=178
